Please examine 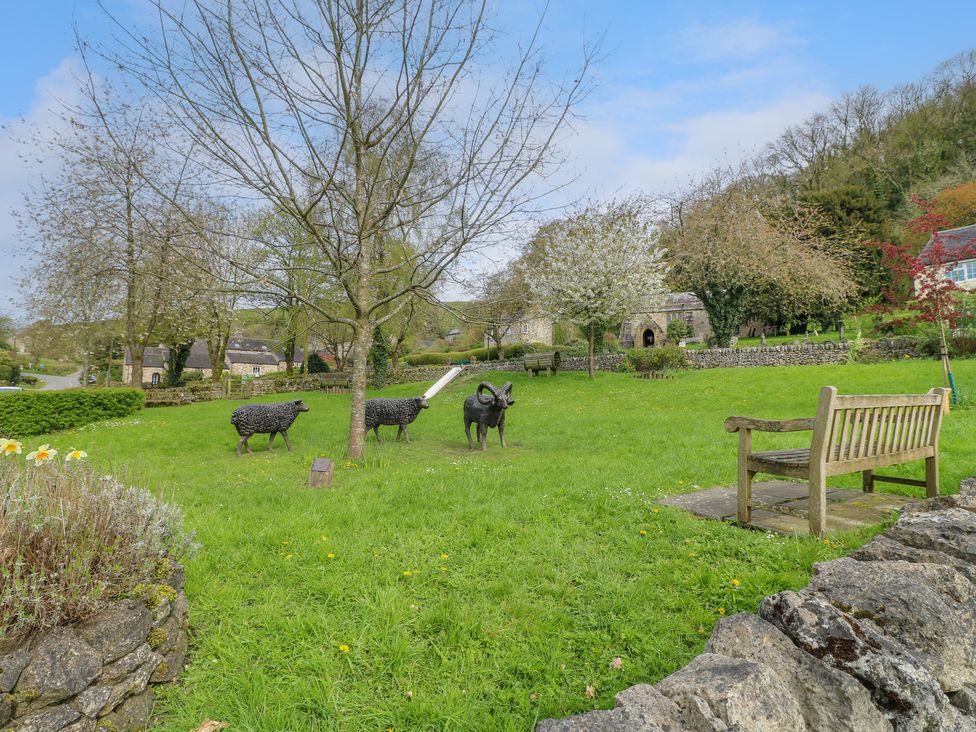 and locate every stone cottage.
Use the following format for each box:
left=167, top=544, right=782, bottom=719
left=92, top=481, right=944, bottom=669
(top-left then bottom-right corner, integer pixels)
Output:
left=123, top=338, right=303, bottom=384
left=915, top=223, right=976, bottom=290
left=620, top=292, right=712, bottom=348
